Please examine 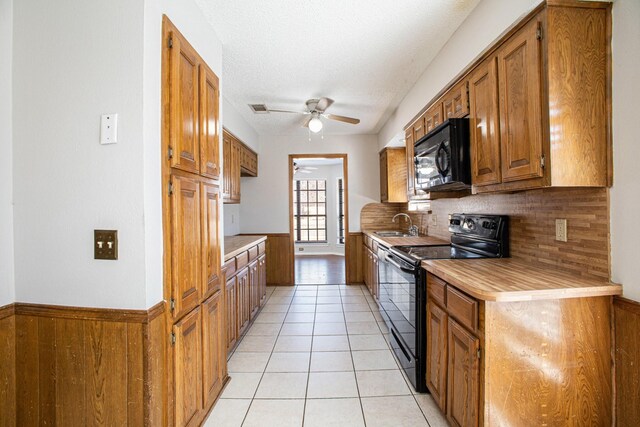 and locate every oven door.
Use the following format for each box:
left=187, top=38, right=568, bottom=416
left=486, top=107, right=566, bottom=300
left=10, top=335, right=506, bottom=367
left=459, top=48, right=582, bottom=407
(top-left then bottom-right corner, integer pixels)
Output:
left=377, top=248, right=426, bottom=391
